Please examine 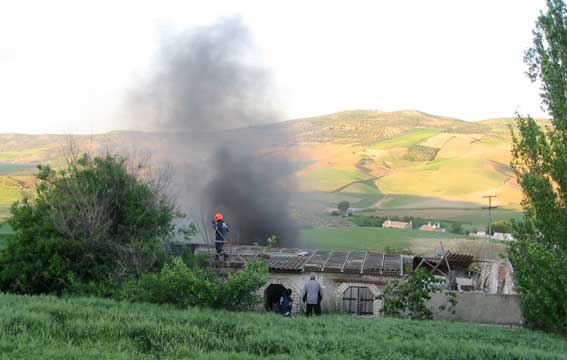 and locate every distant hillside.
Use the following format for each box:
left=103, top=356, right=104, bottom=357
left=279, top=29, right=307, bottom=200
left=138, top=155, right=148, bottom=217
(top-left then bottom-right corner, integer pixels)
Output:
left=0, top=110, right=551, bottom=220
left=284, top=110, right=489, bottom=145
